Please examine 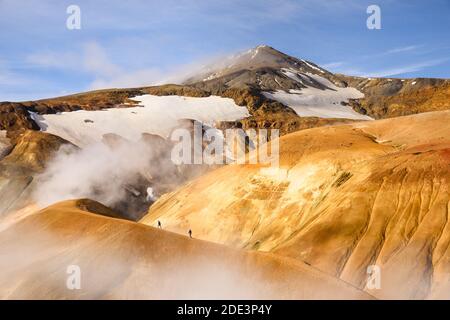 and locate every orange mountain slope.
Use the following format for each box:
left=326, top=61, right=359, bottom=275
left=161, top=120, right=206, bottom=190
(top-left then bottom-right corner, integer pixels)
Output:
left=142, top=110, right=450, bottom=299
left=0, top=200, right=371, bottom=299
